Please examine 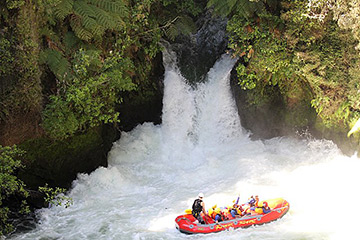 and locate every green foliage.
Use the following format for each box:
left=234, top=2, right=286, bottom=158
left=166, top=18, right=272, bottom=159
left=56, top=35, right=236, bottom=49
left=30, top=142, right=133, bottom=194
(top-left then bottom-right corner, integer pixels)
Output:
left=40, top=49, right=72, bottom=82
left=305, top=0, right=360, bottom=50
left=228, top=12, right=298, bottom=105
left=2, top=0, right=201, bottom=140
left=36, top=0, right=170, bottom=139
left=164, top=15, right=197, bottom=41
left=161, top=0, right=203, bottom=16
left=207, top=0, right=275, bottom=18
left=0, top=145, right=28, bottom=236
left=227, top=0, right=360, bottom=130
left=5, top=0, right=25, bottom=9
left=0, top=38, right=14, bottom=76
left=286, top=2, right=360, bottom=128
left=38, top=184, right=73, bottom=208
left=0, top=0, right=43, bottom=126
left=50, top=0, right=128, bottom=41
left=145, top=0, right=200, bottom=41
left=42, top=48, right=136, bottom=139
